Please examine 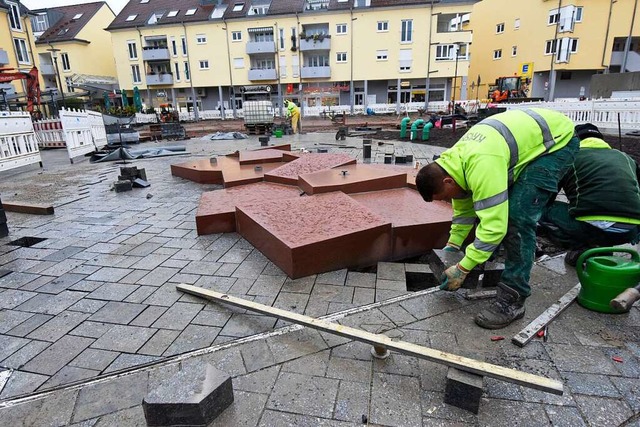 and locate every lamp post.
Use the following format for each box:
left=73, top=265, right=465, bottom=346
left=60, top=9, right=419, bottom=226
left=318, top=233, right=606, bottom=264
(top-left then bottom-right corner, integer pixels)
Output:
left=47, top=47, right=65, bottom=108
left=349, top=13, right=357, bottom=115
left=451, top=43, right=461, bottom=132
